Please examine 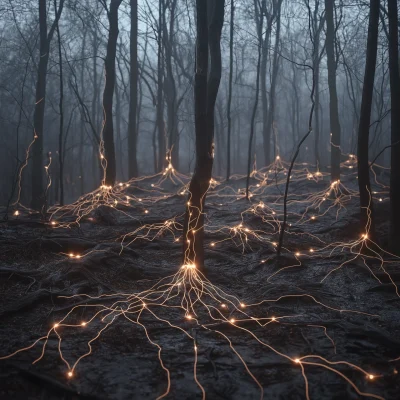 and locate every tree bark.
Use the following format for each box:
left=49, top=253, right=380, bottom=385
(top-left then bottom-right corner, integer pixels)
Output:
left=357, top=0, right=379, bottom=237
left=183, top=0, right=224, bottom=273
